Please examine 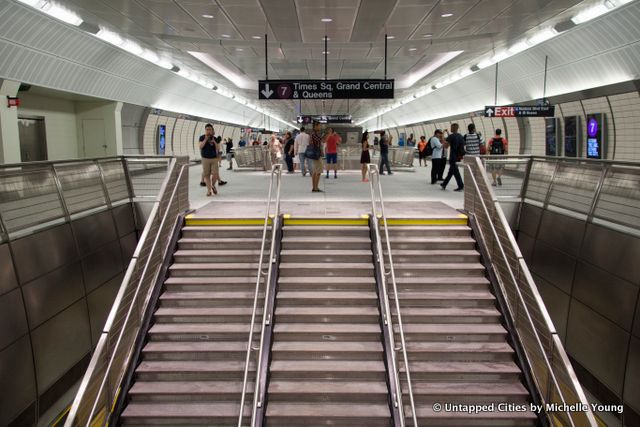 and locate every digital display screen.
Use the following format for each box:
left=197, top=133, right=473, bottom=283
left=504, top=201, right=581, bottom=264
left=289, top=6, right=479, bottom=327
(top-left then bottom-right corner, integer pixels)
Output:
left=545, top=118, right=557, bottom=156
left=564, top=116, right=578, bottom=157
left=158, top=125, right=166, bottom=155
left=587, top=138, right=600, bottom=158
left=586, top=114, right=604, bottom=159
